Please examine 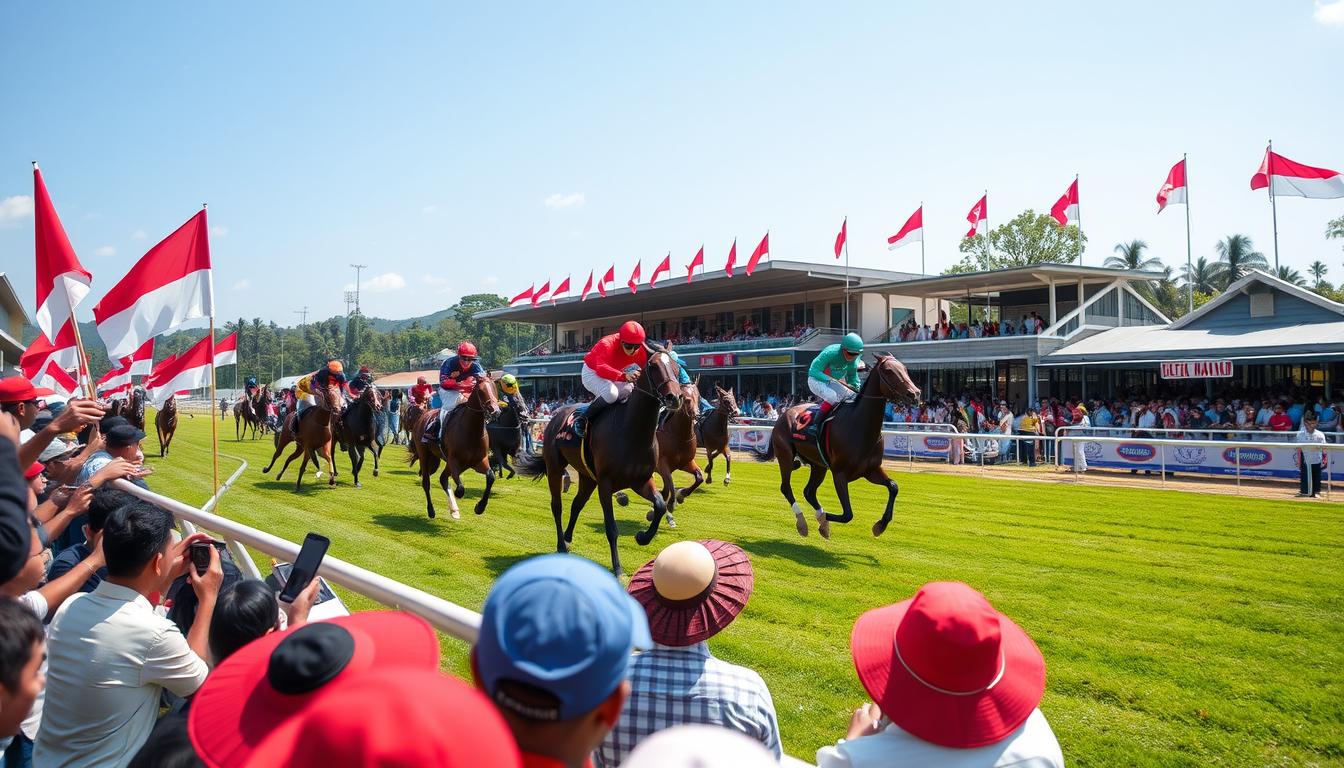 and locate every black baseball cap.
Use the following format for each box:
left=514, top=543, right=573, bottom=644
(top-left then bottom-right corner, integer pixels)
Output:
left=106, top=424, right=147, bottom=449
